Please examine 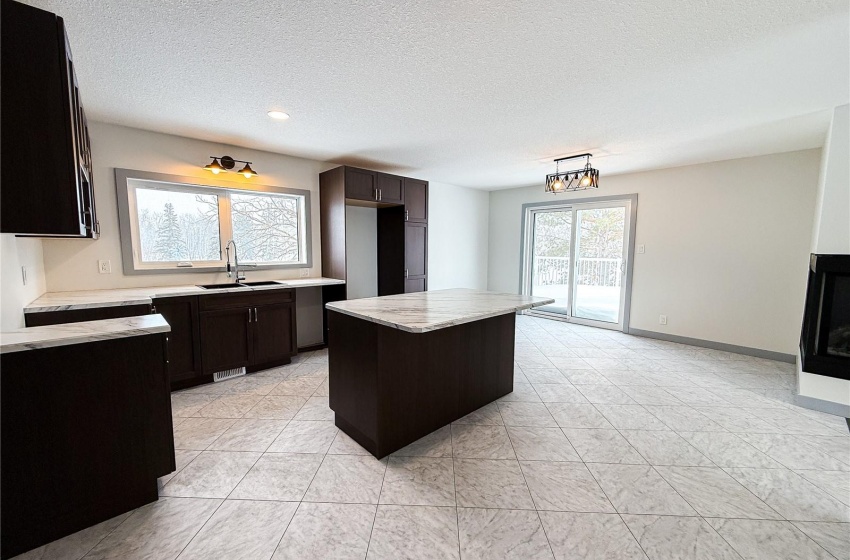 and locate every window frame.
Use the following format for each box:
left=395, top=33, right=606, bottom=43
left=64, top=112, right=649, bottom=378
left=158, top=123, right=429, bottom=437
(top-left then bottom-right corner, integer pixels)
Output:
left=115, top=168, right=312, bottom=275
